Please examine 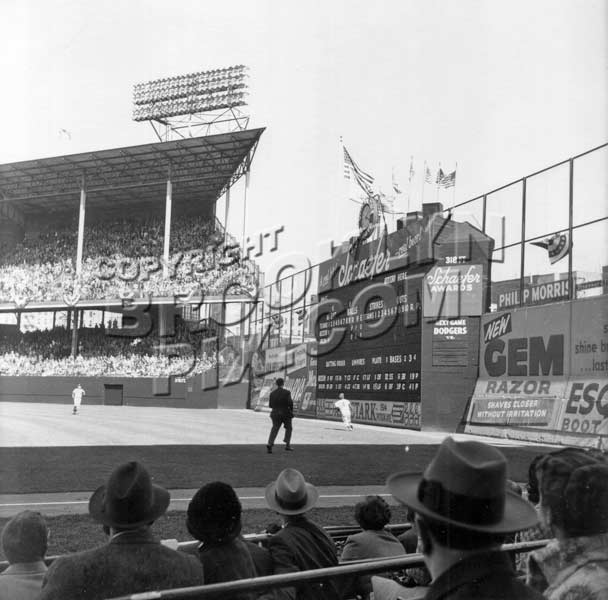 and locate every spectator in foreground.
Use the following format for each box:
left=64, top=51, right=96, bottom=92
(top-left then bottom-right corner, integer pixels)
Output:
left=0, top=510, right=48, bottom=600
left=387, top=437, right=543, bottom=599
left=260, top=468, right=340, bottom=600
left=526, top=448, right=608, bottom=599
left=340, top=495, right=404, bottom=598
left=186, top=481, right=272, bottom=599
left=39, top=461, right=203, bottom=600
left=396, top=507, right=432, bottom=588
